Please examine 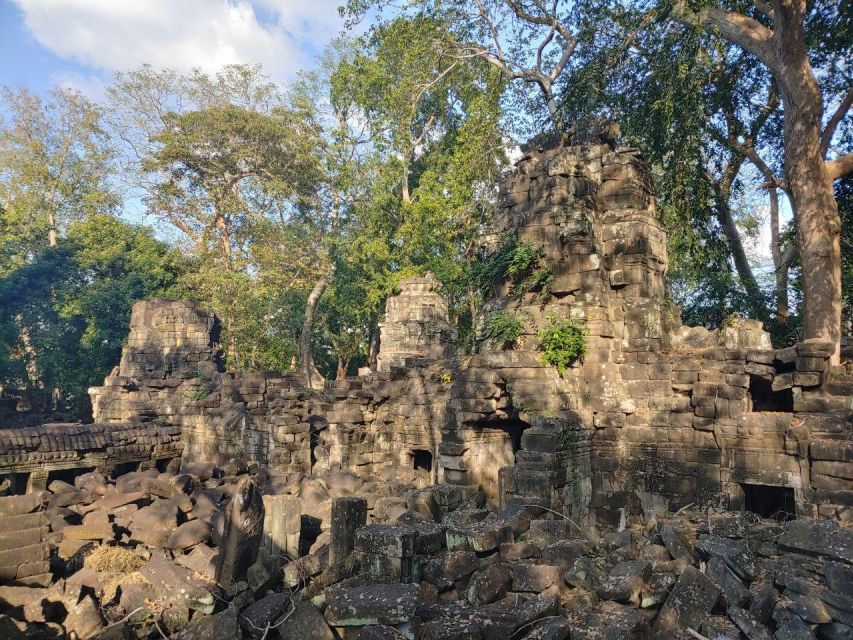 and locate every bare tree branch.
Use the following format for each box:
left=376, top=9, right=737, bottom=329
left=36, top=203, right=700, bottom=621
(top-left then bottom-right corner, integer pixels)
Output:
left=820, top=85, right=853, bottom=158
left=826, top=153, right=853, bottom=181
